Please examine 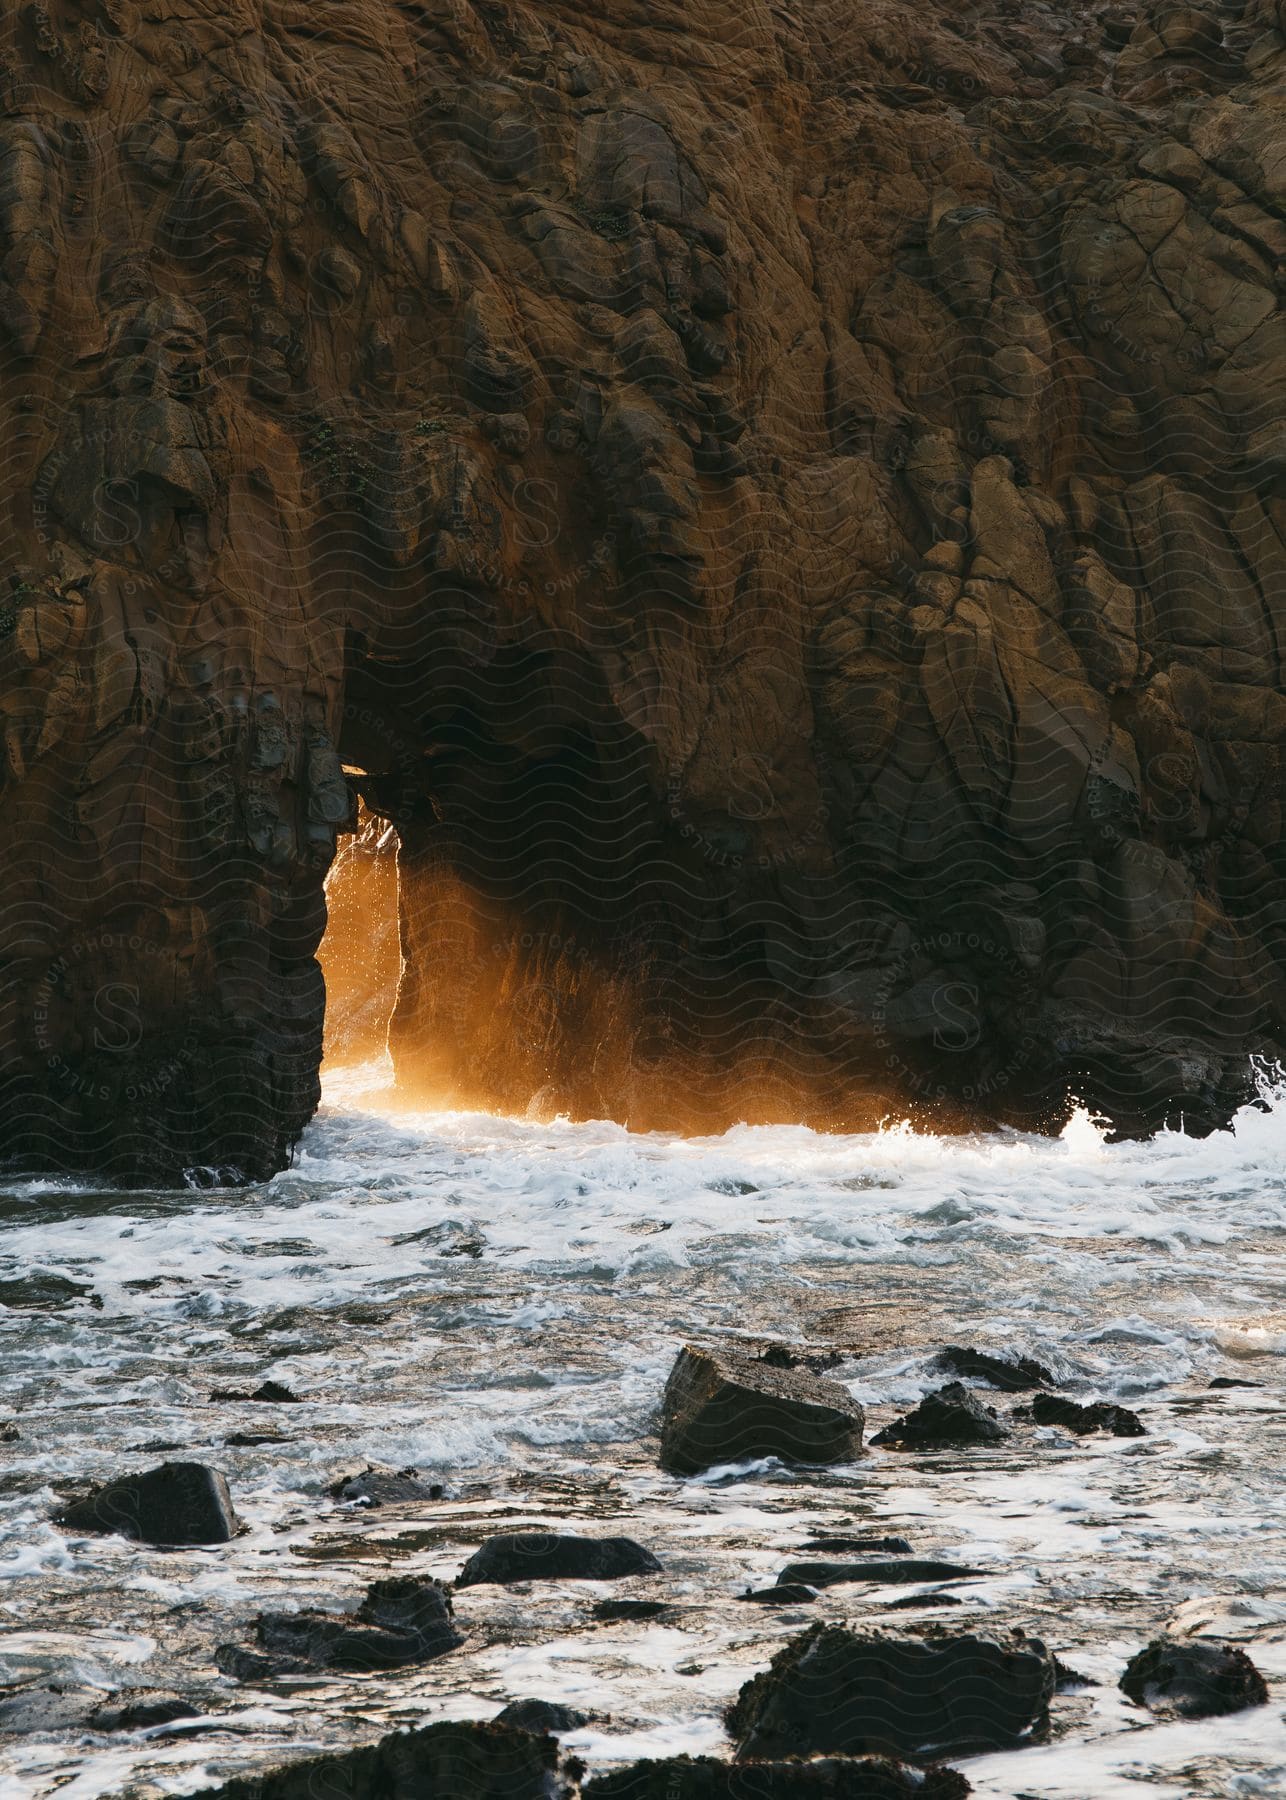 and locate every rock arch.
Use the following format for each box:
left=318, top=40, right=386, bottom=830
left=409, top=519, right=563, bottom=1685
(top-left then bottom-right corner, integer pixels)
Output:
left=1, top=0, right=1282, bottom=1180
